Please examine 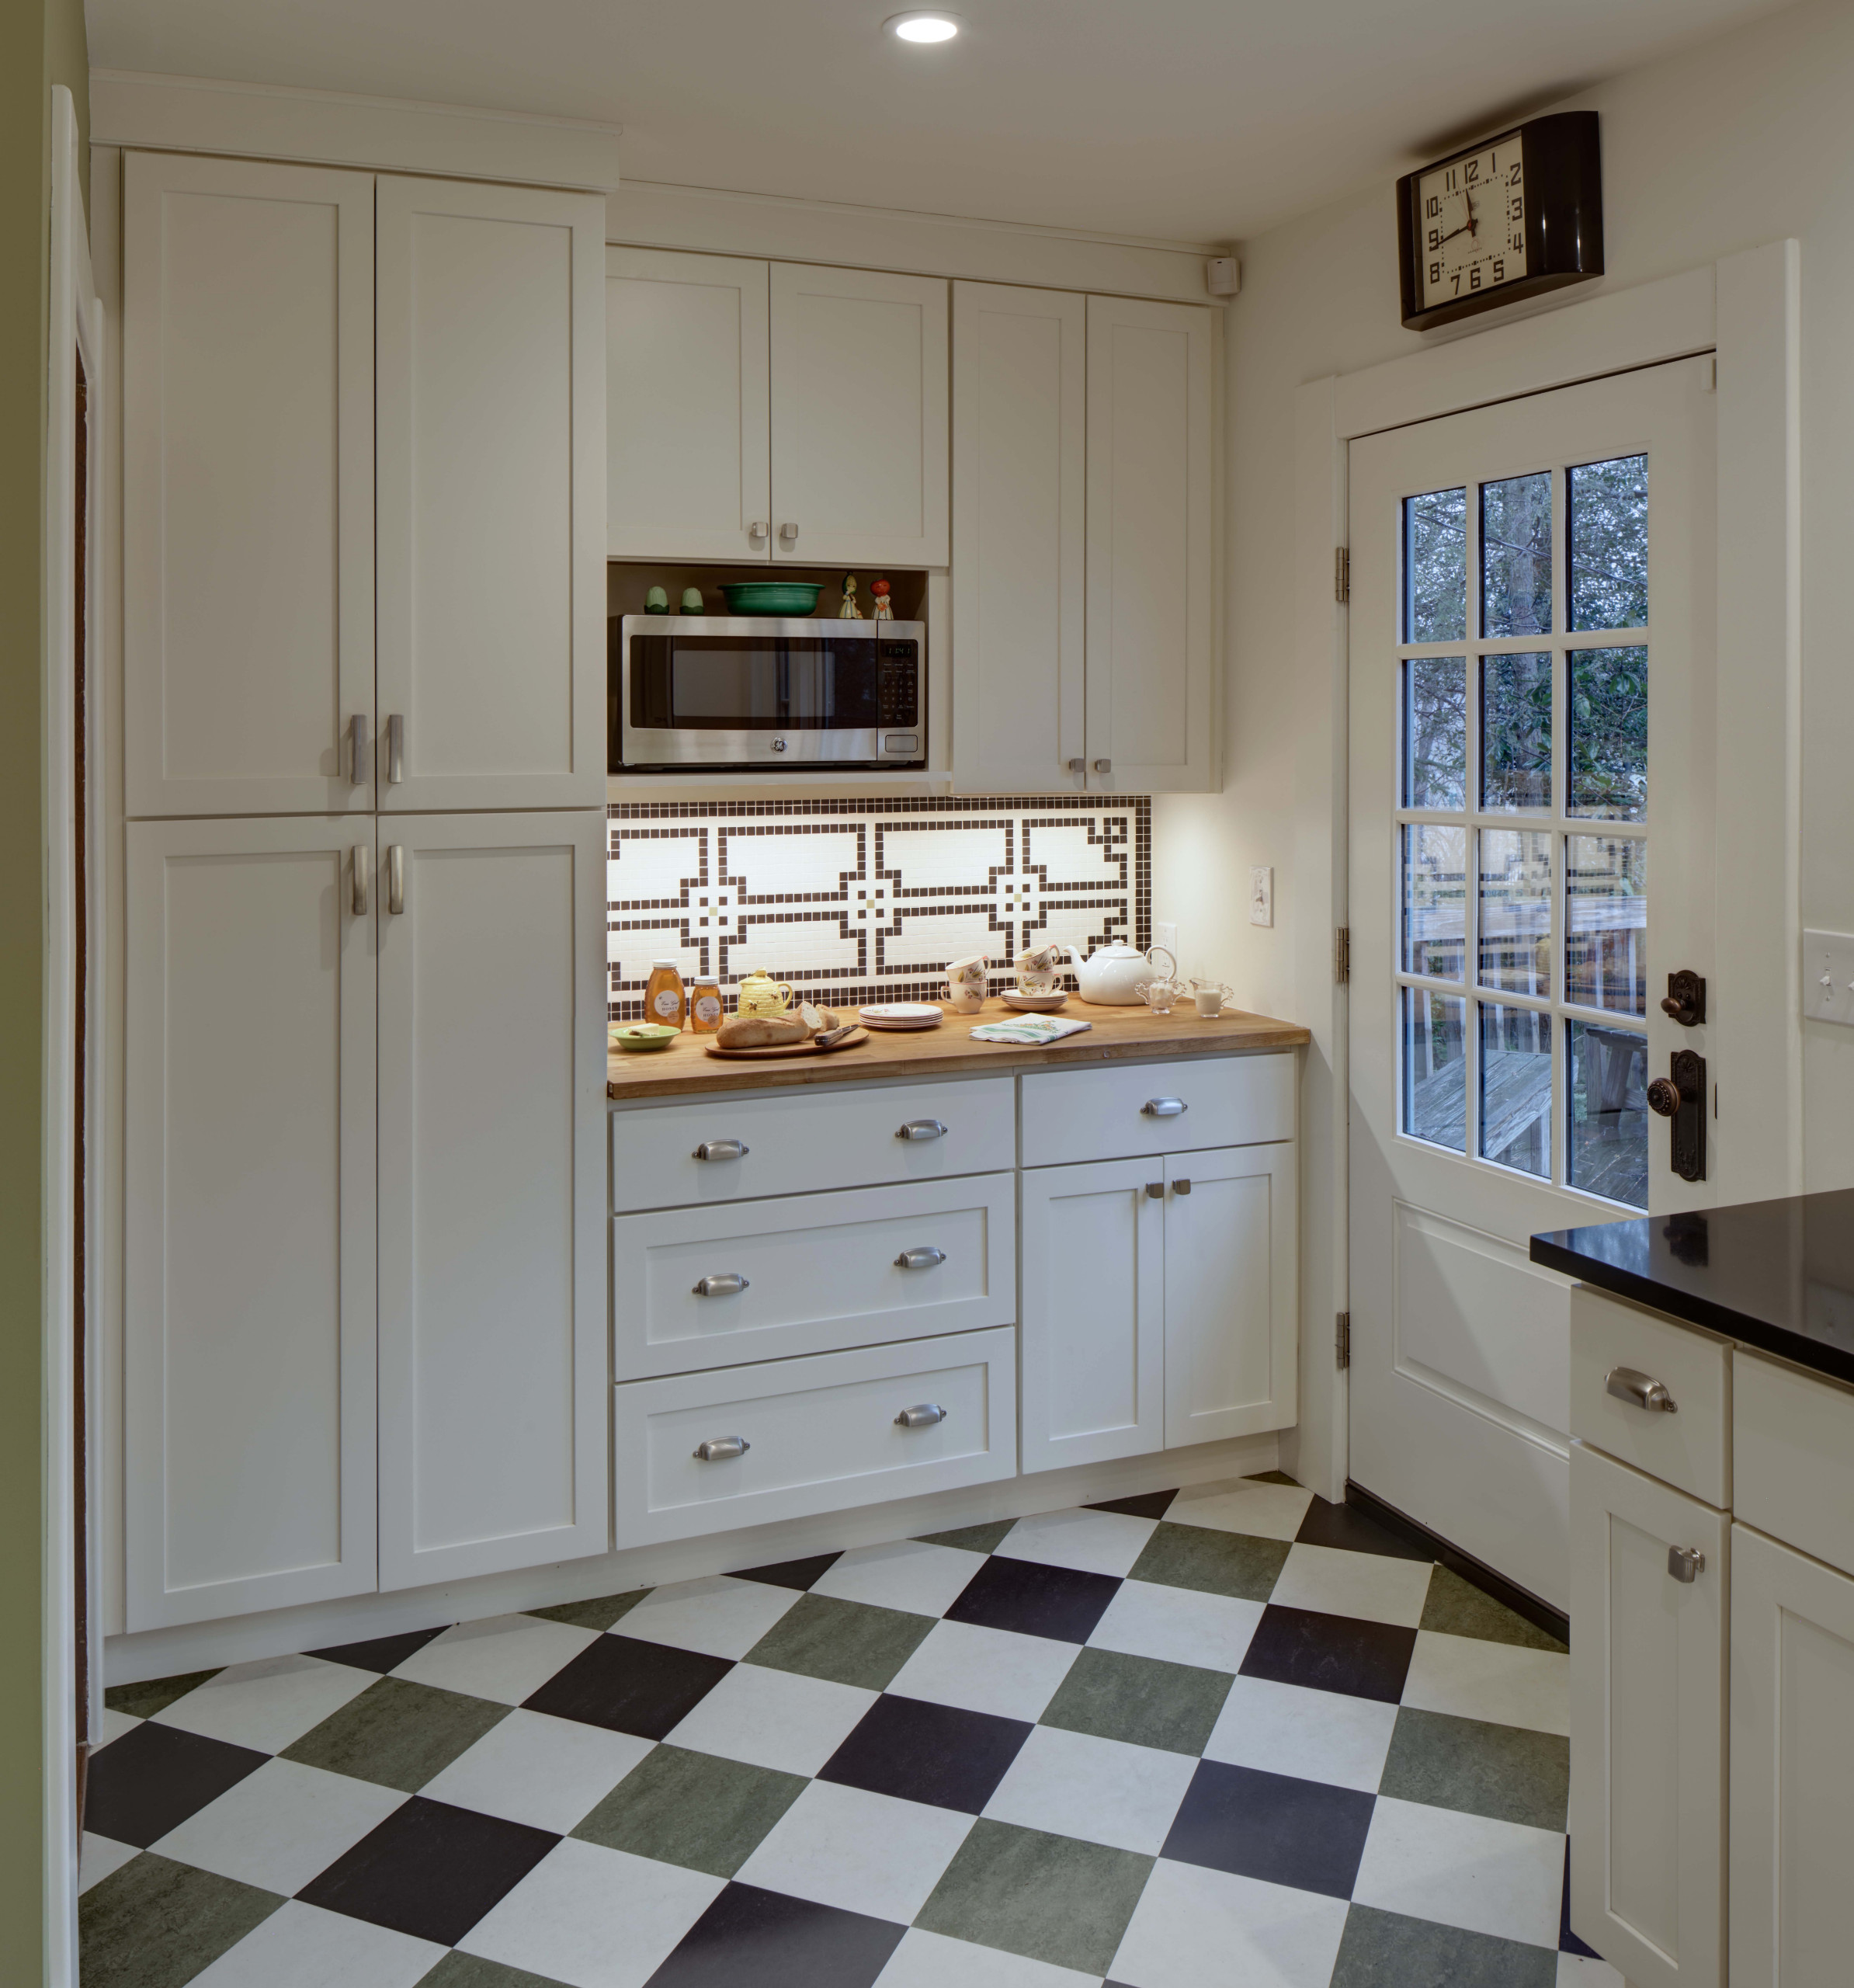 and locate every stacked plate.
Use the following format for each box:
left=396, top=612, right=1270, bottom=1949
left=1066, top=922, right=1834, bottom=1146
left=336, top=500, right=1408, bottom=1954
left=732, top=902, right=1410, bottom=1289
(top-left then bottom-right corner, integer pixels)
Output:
left=858, top=1003, right=944, bottom=1031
